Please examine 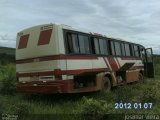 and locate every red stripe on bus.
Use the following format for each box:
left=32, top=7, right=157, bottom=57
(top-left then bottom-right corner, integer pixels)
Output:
left=17, top=68, right=109, bottom=77
left=103, top=57, right=111, bottom=71
left=16, top=55, right=98, bottom=64
left=115, top=58, right=121, bottom=68
left=107, top=57, right=119, bottom=71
